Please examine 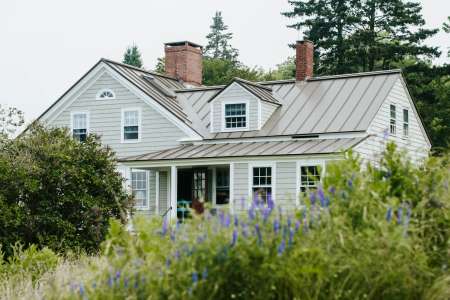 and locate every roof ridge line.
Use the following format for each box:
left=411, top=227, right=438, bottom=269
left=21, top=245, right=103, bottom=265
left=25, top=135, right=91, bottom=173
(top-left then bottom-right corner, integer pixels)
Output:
left=307, top=69, right=401, bottom=81
left=100, top=58, right=180, bottom=81
left=234, top=77, right=273, bottom=91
